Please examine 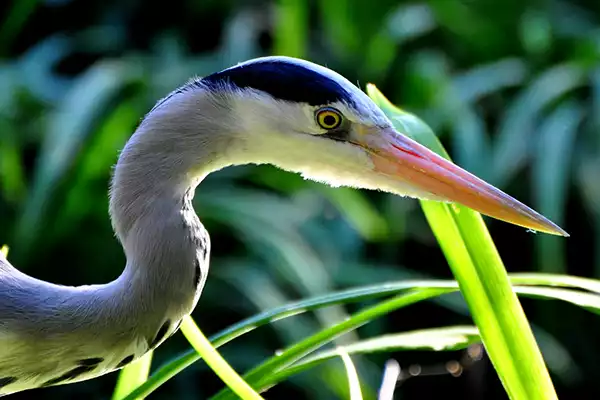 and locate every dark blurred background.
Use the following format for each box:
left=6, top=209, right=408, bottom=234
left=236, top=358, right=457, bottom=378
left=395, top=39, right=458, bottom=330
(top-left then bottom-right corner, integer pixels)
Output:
left=1, top=0, right=599, bottom=399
